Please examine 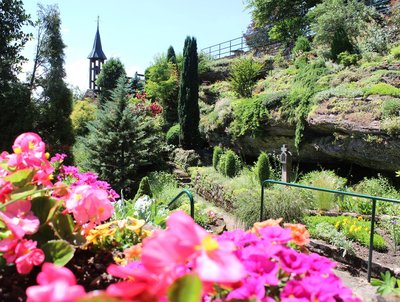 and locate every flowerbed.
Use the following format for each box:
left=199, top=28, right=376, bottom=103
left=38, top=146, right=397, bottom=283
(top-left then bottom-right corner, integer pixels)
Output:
left=0, top=133, right=362, bottom=301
